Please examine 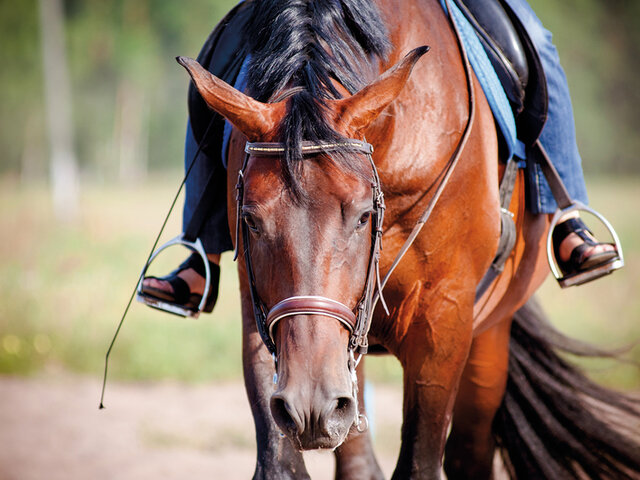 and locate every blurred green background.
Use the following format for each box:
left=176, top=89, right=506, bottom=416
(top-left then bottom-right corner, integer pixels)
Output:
left=0, top=0, right=638, bottom=389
